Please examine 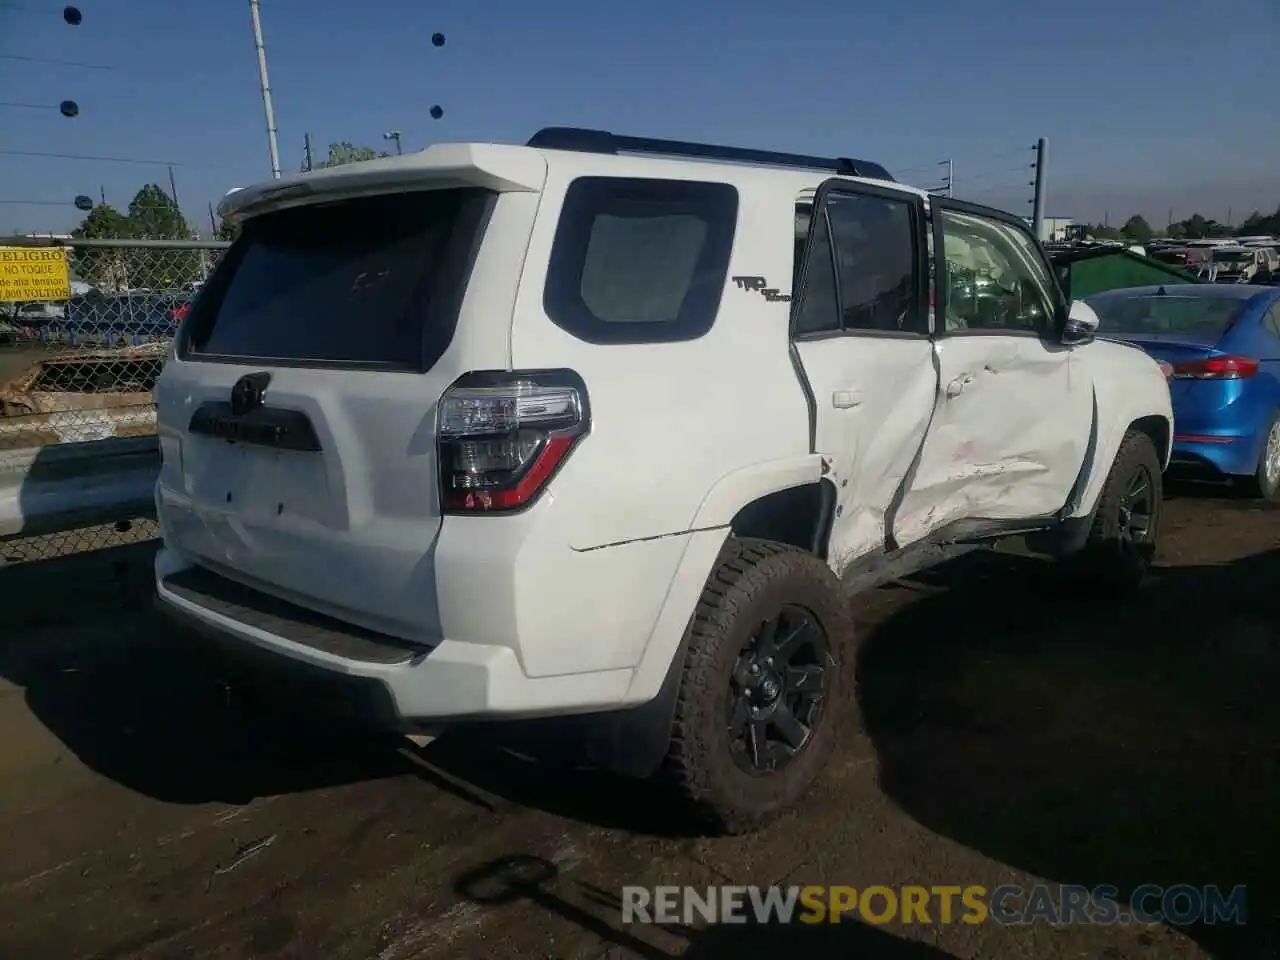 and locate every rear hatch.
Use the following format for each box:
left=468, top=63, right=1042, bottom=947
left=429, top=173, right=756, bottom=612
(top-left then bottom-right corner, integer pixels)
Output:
left=156, top=184, right=510, bottom=639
